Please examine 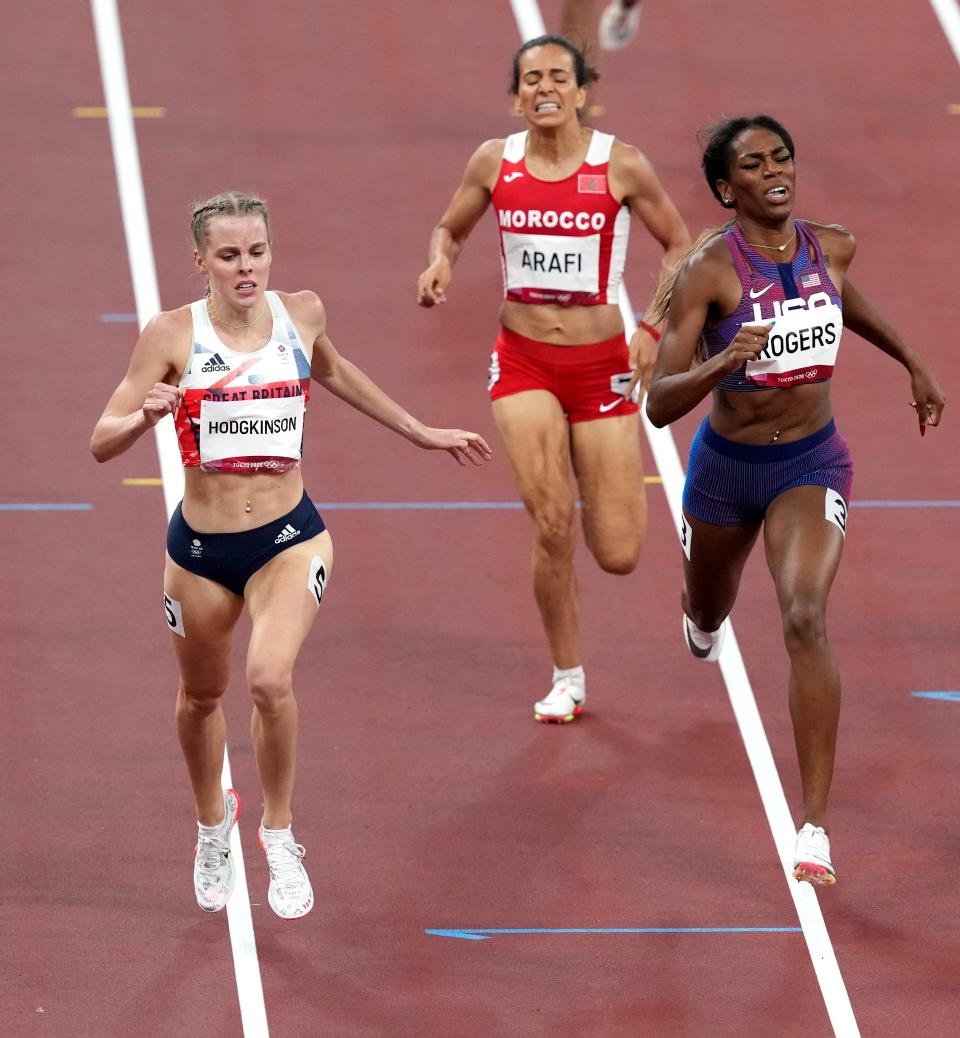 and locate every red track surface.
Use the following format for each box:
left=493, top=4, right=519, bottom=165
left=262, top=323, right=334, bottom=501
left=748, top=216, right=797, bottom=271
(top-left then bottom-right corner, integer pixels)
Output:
left=3, top=2, right=958, bottom=1035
